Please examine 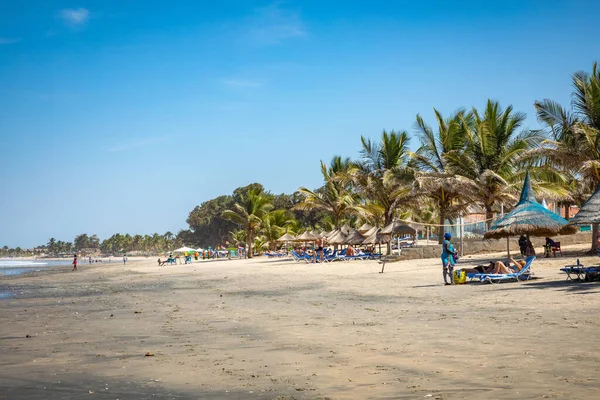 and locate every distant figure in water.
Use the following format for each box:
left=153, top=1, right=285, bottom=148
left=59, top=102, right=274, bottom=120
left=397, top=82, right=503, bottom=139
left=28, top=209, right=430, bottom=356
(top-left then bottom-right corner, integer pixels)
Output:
left=89, top=256, right=92, bottom=264
left=123, top=255, right=127, bottom=265
left=72, top=254, right=78, bottom=272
